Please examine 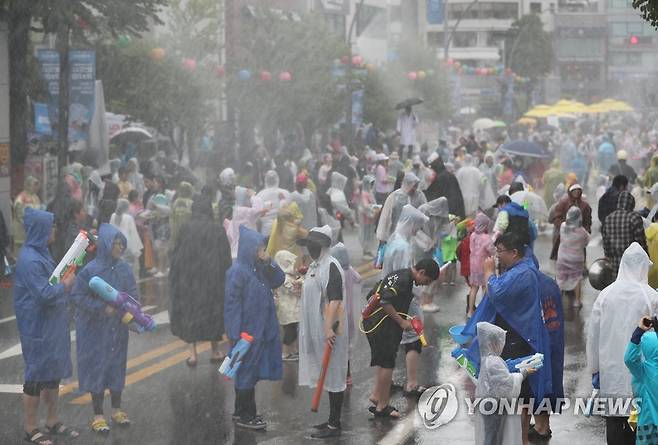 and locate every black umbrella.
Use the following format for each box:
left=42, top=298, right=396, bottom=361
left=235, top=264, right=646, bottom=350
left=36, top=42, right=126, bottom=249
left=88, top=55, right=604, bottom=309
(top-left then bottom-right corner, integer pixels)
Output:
left=500, top=140, right=551, bottom=159
left=395, top=97, right=424, bottom=110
